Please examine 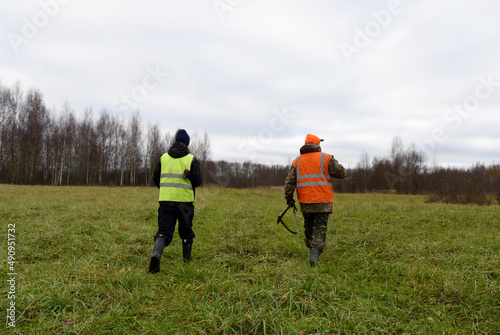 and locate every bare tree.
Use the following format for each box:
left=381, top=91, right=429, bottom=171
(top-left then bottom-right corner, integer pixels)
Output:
left=49, top=102, right=77, bottom=185
left=18, top=89, right=48, bottom=184
left=116, top=121, right=128, bottom=186
left=0, top=82, right=8, bottom=180
left=127, top=112, right=142, bottom=186
left=354, top=151, right=370, bottom=192
left=2, top=83, right=23, bottom=183
left=405, top=143, right=426, bottom=194
left=96, top=110, right=112, bottom=184
left=188, top=131, right=211, bottom=184
left=198, top=132, right=211, bottom=184
left=145, top=123, right=165, bottom=186
left=78, top=108, right=95, bottom=185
